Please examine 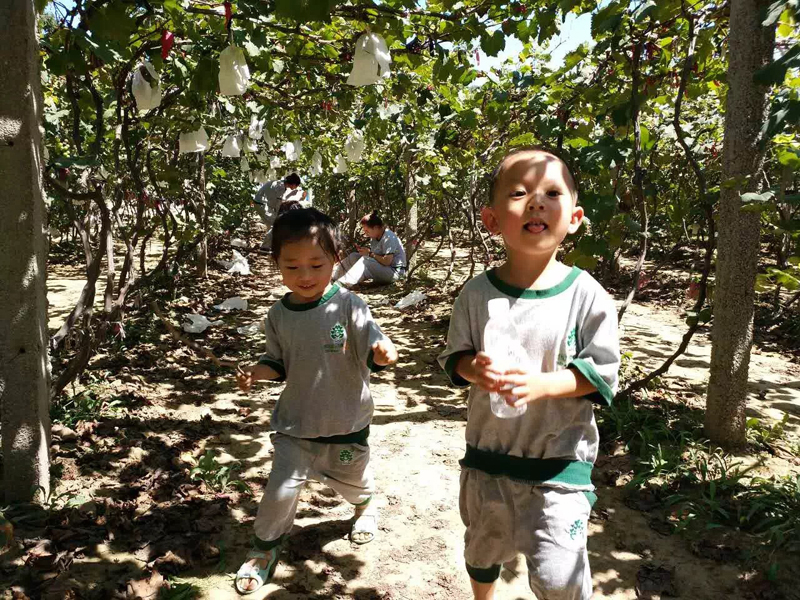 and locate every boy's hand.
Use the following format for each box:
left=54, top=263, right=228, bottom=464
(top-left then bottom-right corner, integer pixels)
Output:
left=498, top=369, right=552, bottom=406
left=357, top=246, right=370, bottom=256
left=463, top=351, right=505, bottom=392
left=371, top=339, right=398, bottom=366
